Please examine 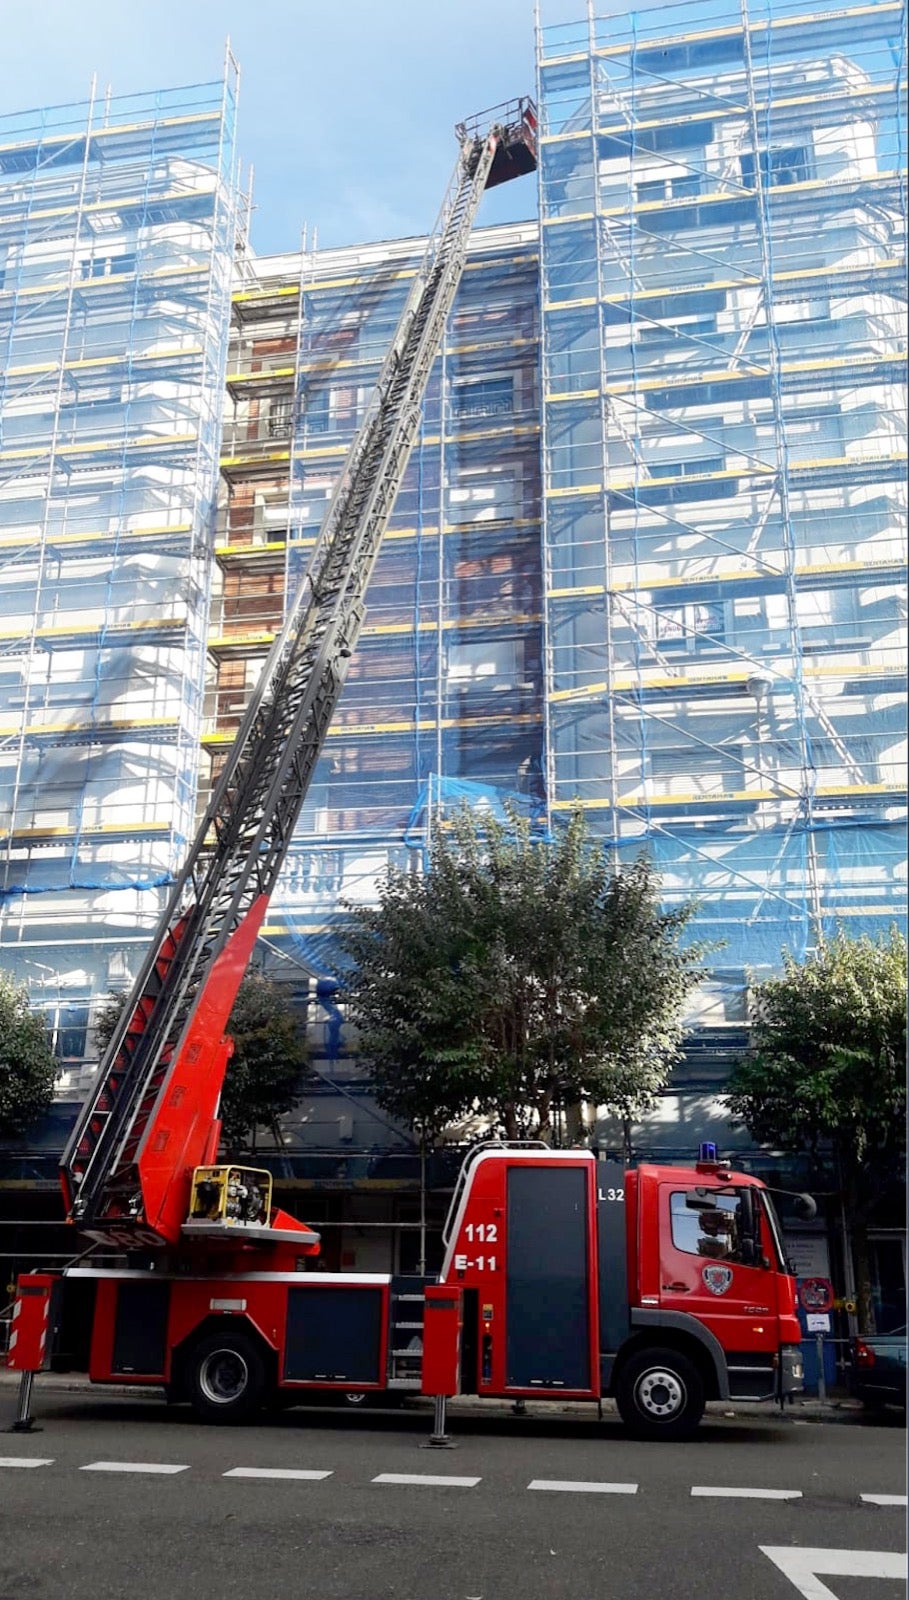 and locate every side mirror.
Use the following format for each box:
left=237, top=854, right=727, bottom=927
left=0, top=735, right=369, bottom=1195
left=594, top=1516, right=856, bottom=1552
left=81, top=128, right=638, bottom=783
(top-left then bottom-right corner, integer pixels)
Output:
left=794, top=1193, right=817, bottom=1222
